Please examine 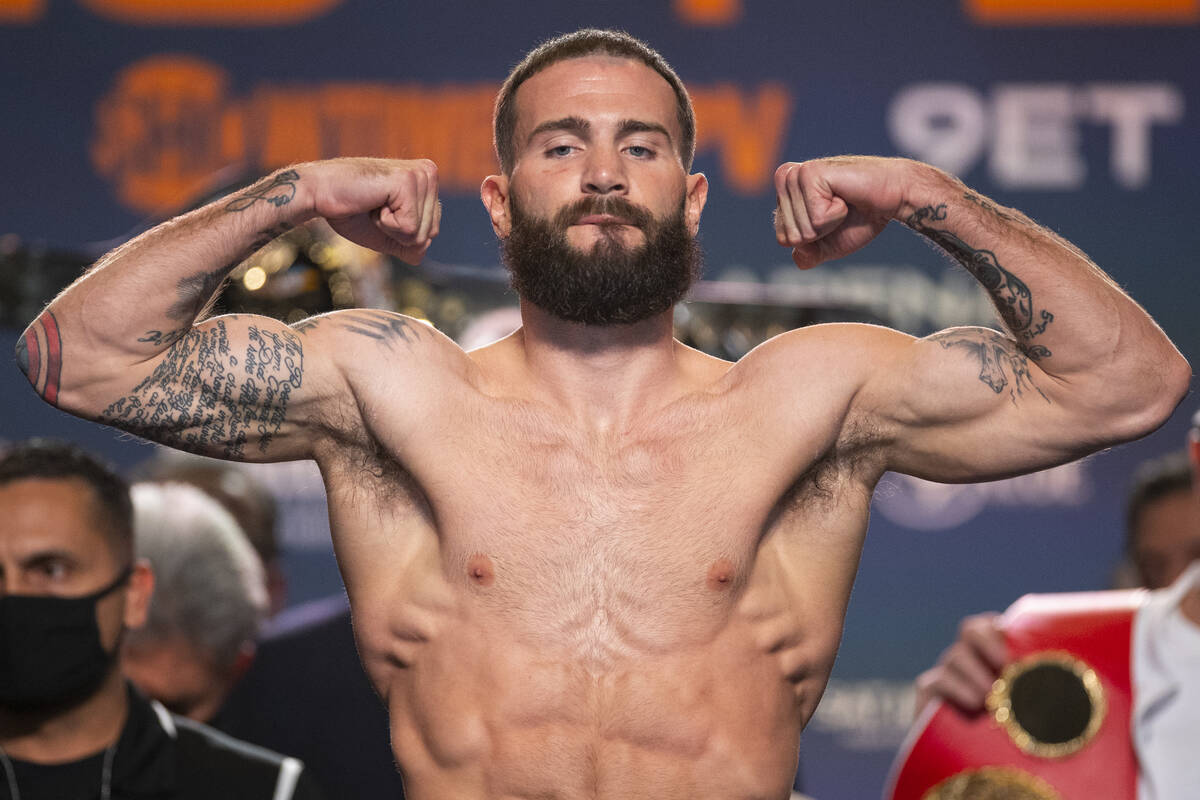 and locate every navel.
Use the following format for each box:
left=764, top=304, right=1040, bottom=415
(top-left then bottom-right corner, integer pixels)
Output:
left=467, top=553, right=495, bottom=587
left=706, top=558, right=736, bottom=591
